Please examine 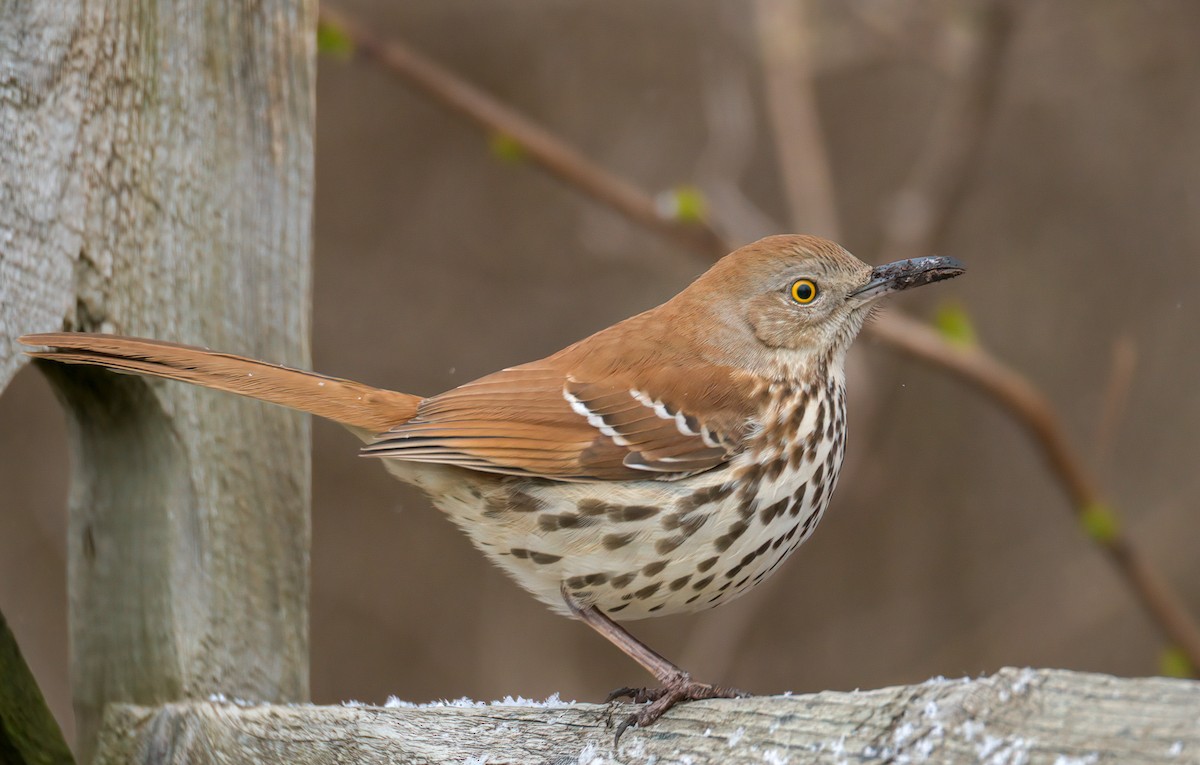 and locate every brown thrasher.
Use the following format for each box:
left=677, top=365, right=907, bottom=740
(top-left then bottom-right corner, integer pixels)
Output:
left=21, top=234, right=963, bottom=738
